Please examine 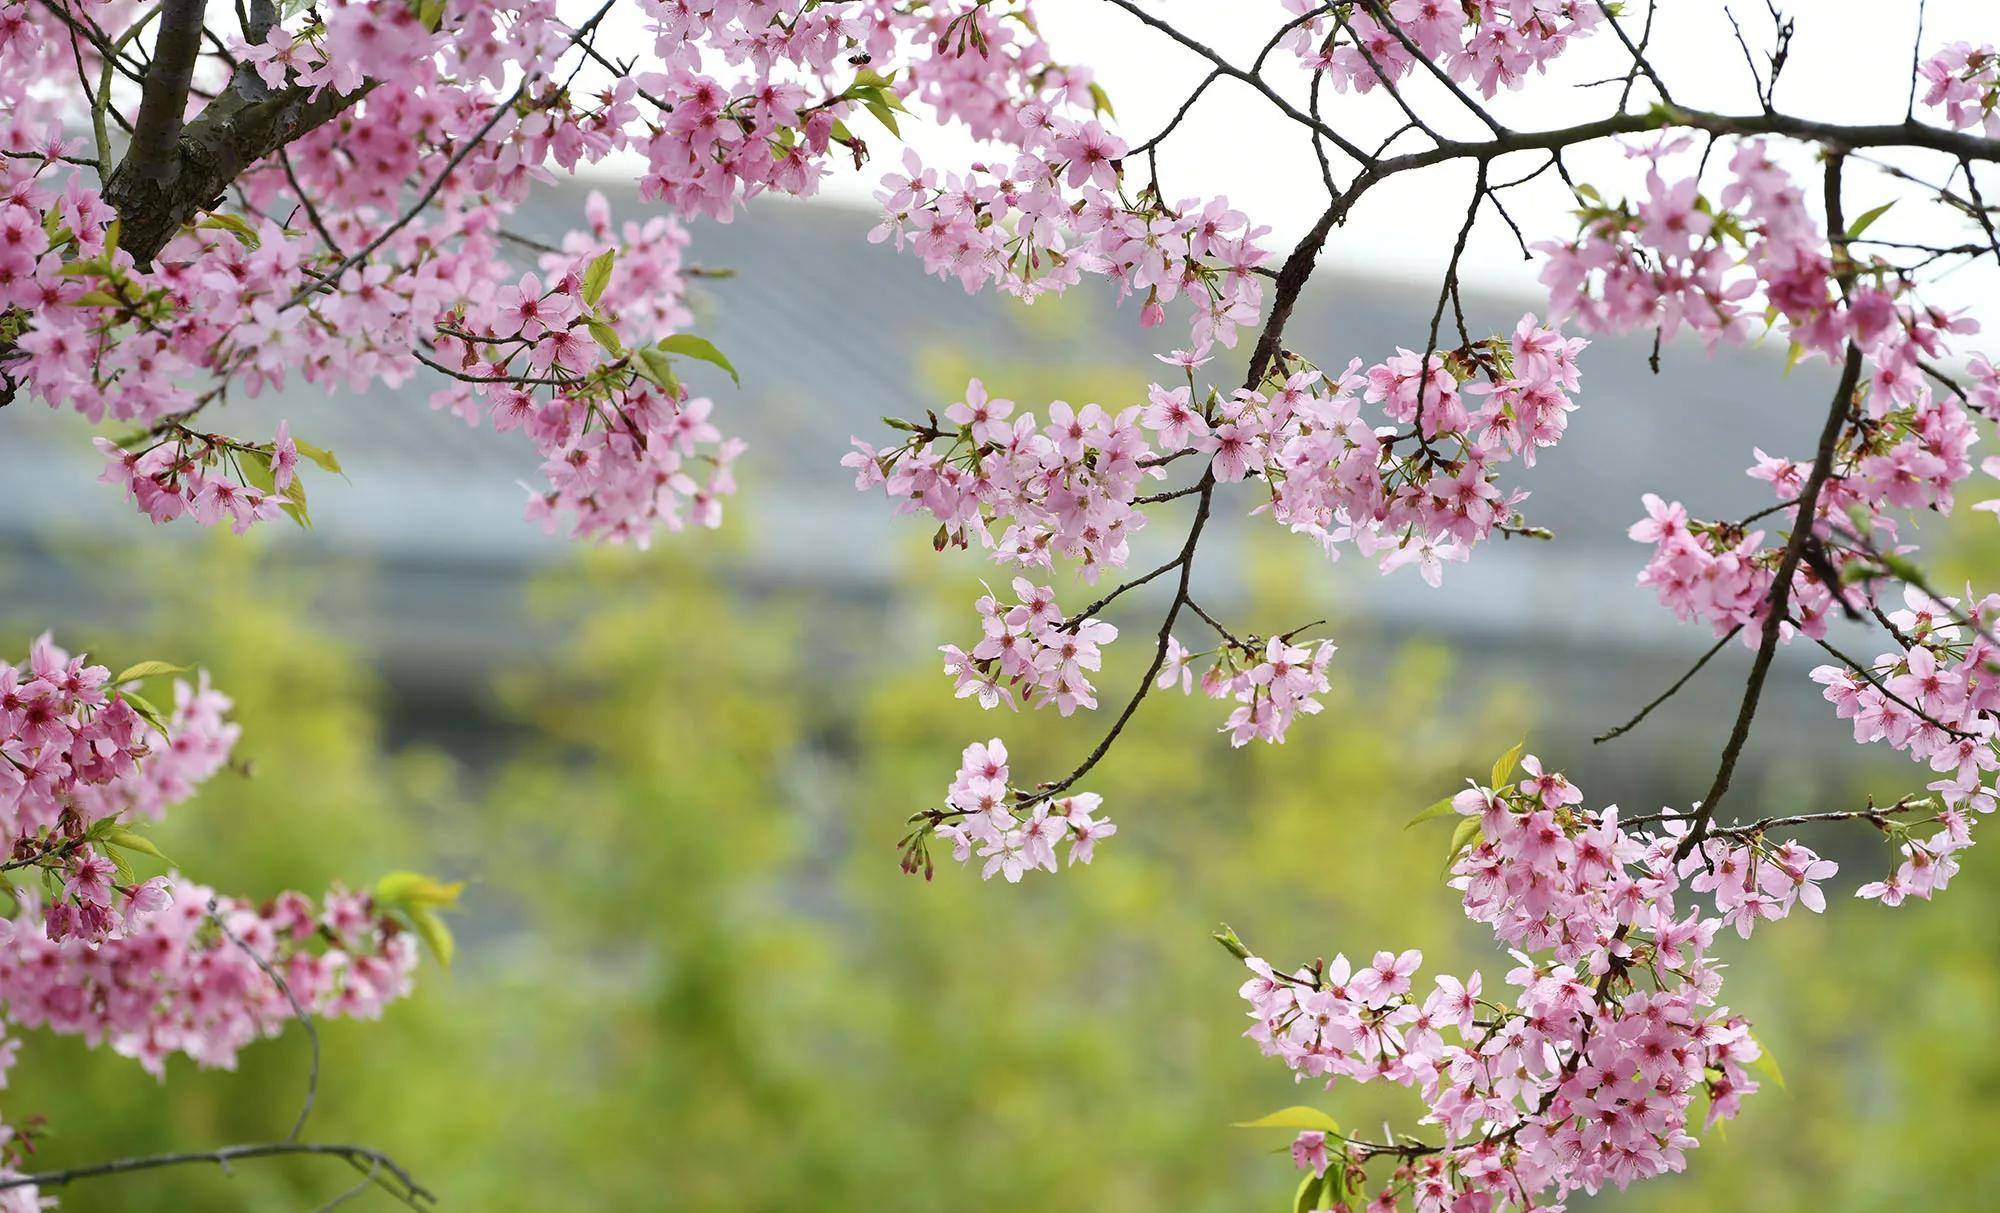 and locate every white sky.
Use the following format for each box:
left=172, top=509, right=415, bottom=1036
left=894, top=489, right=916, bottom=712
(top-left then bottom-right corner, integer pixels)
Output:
left=790, top=1, right=2000, bottom=312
